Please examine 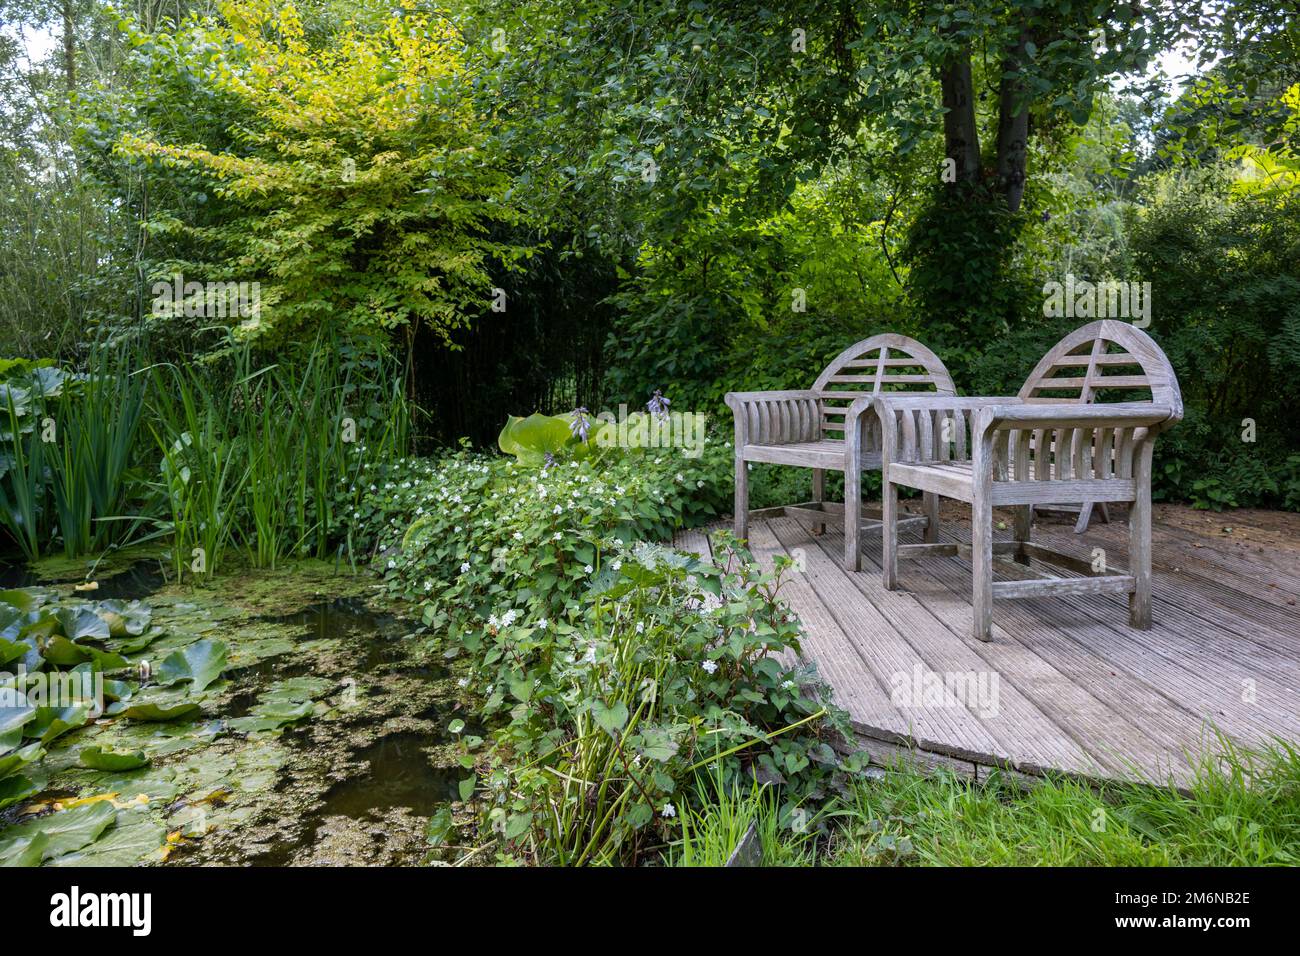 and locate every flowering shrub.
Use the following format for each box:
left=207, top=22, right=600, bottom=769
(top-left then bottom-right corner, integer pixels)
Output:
left=351, top=434, right=853, bottom=864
